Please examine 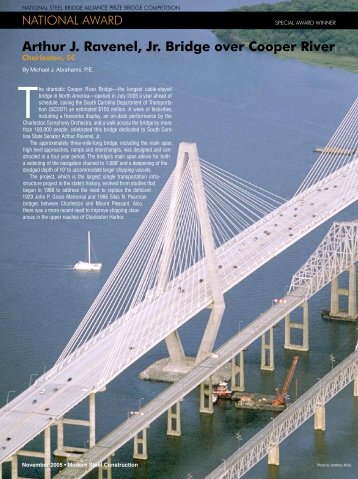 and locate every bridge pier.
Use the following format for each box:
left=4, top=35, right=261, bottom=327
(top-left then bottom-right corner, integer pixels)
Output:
left=200, top=377, right=214, bottom=414
left=231, top=351, right=245, bottom=391
left=314, top=405, right=326, bottom=431
left=167, top=402, right=181, bottom=436
left=284, top=301, right=309, bottom=351
left=98, top=457, right=112, bottom=479
left=261, top=328, right=274, bottom=371
left=326, top=265, right=357, bottom=321
left=354, top=375, right=358, bottom=397
left=268, top=445, right=280, bottom=466
left=14, top=427, right=51, bottom=479
left=133, top=428, right=148, bottom=460
left=54, top=392, right=96, bottom=459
